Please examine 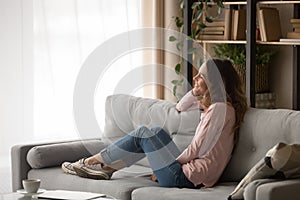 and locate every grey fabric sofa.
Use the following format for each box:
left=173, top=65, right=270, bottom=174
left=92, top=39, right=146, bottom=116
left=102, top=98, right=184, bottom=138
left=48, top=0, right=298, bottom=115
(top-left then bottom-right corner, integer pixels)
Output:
left=11, top=94, right=300, bottom=200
